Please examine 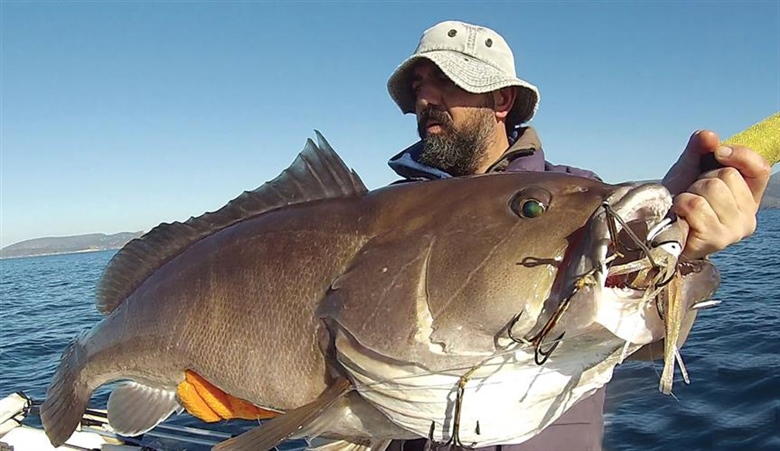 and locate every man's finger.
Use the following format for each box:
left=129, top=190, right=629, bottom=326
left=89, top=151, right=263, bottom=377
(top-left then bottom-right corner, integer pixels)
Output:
left=710, top=145, right=771, bottom=205
left=672, top=193, right=726, bottom=259
left=685, top=175, right=741, bottom=227
left=663, top=130, right=720, bottom=195
left=692, top=130, right=721, bottom=156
